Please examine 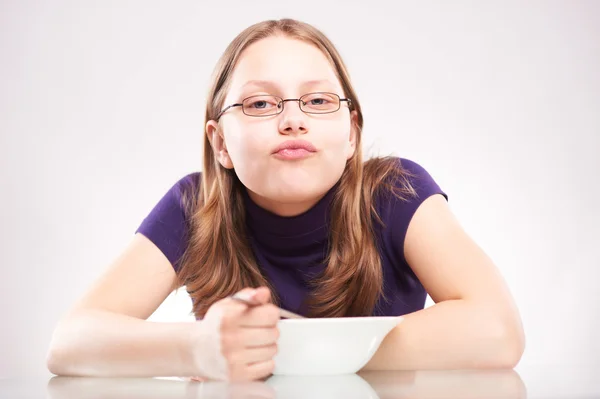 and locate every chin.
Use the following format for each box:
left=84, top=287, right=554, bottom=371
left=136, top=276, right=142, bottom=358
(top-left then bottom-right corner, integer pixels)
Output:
left=270, top=183, right=318, bottom=202
left=241, top=163, right=342, bottom=200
